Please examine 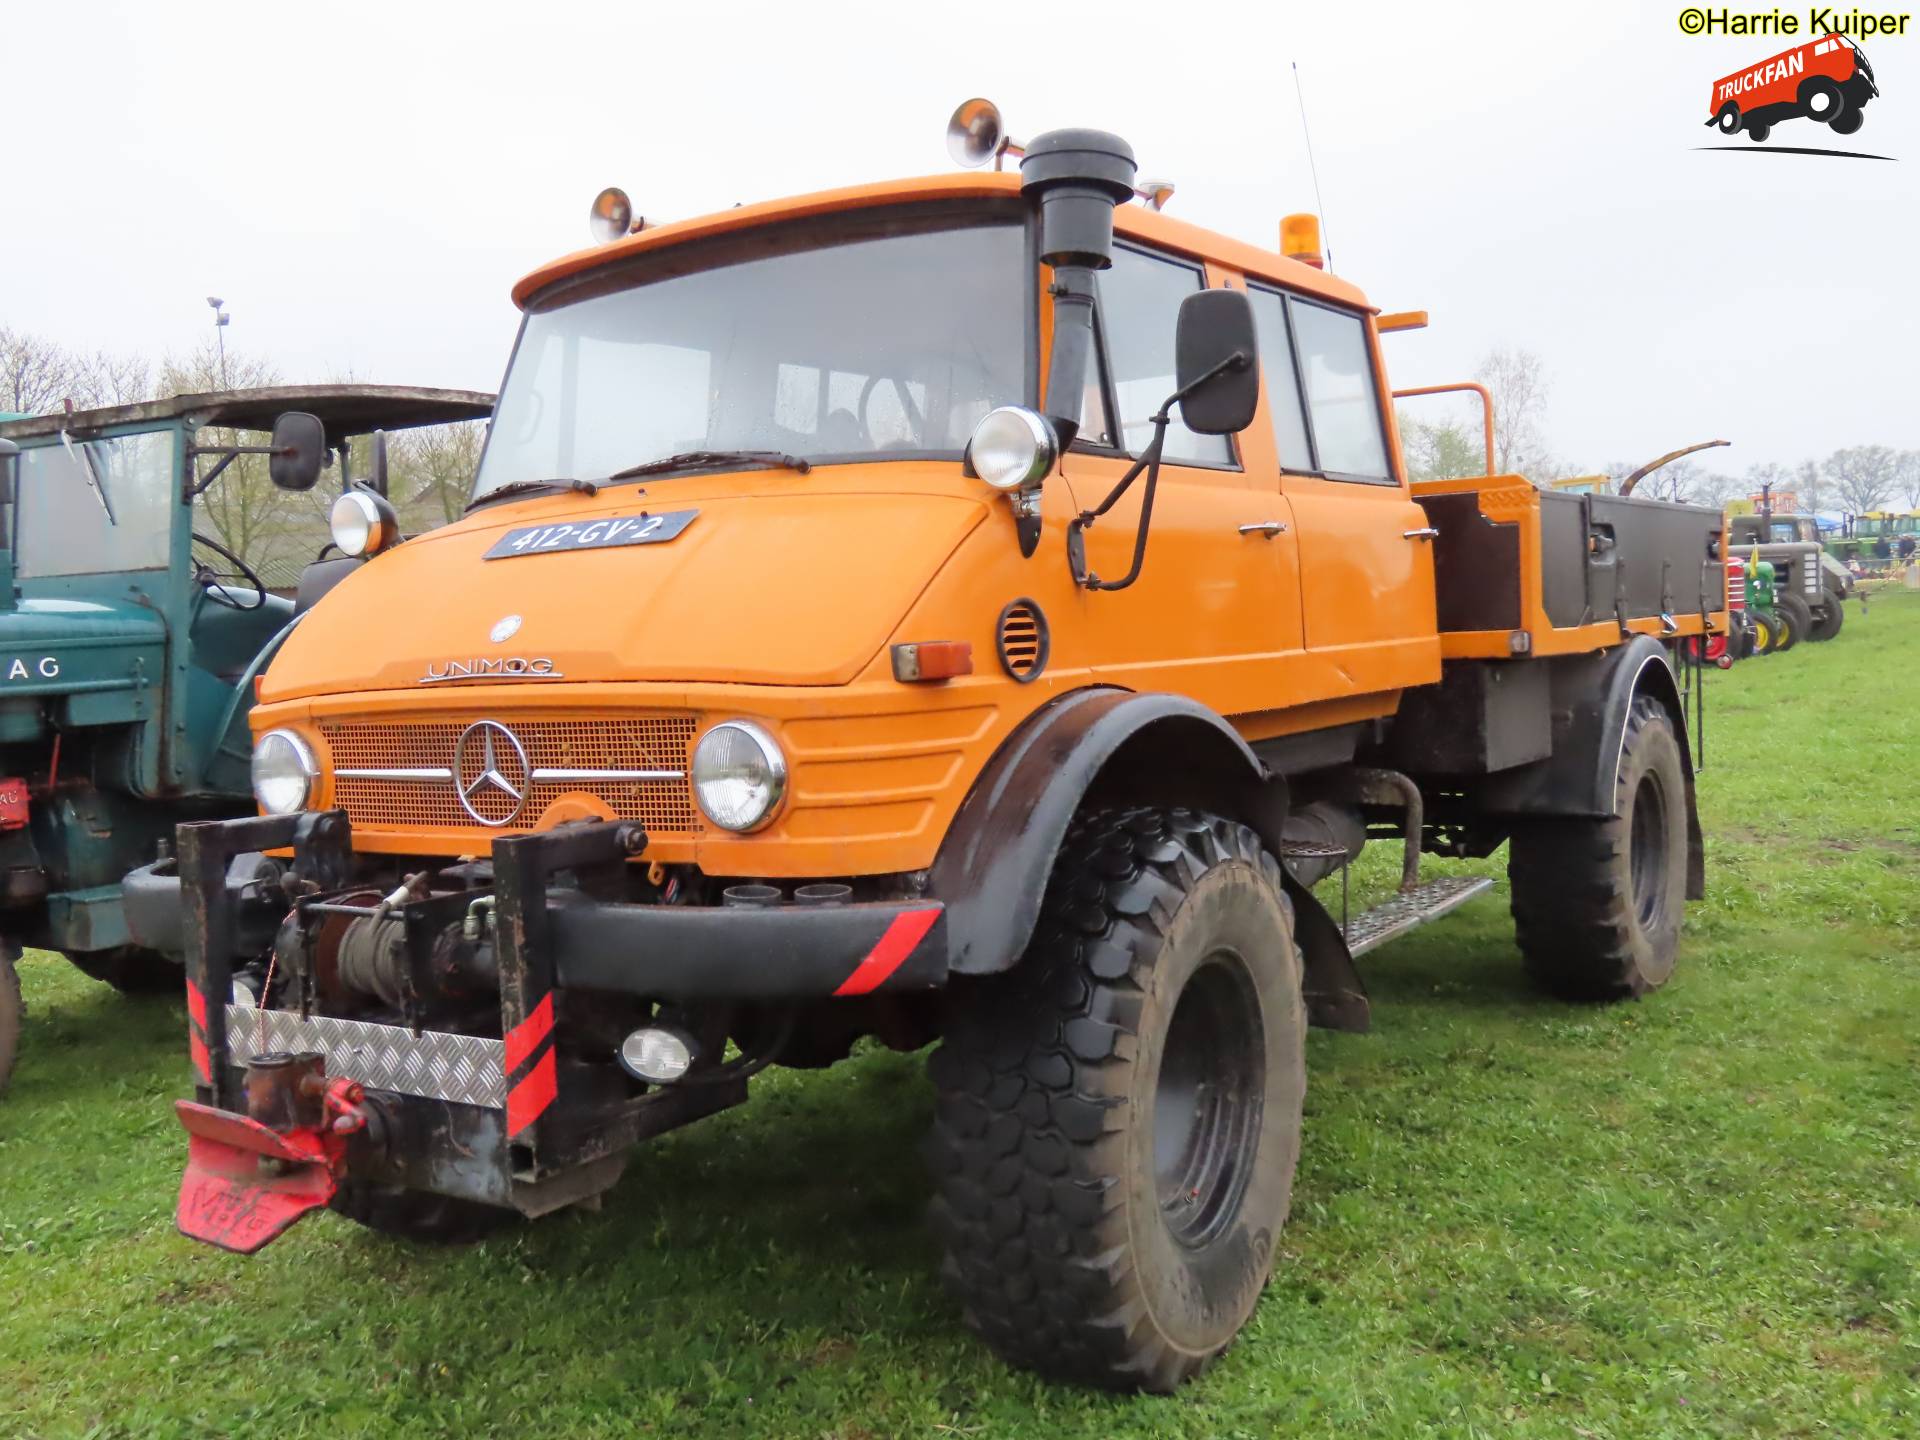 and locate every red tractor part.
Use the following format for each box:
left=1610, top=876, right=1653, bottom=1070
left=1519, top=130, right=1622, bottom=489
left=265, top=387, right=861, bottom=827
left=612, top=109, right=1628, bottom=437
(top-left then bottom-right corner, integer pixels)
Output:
left=174, top=1052, right=369, bottom=1254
